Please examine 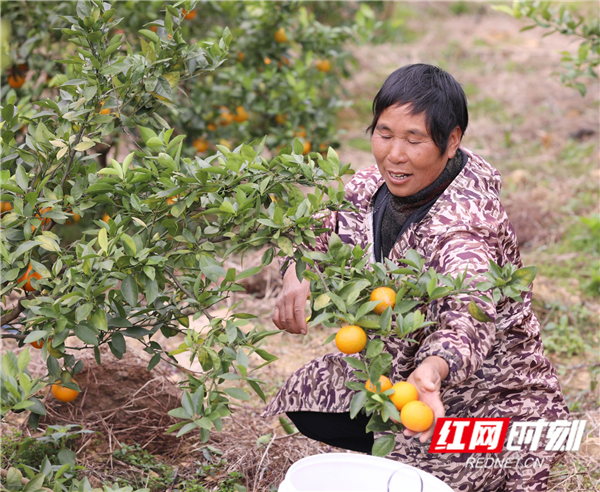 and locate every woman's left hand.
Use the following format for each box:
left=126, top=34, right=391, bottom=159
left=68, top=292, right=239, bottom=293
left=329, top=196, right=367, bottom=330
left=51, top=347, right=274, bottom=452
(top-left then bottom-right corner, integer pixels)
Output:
left=404, top=355, right=449, bottom=443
